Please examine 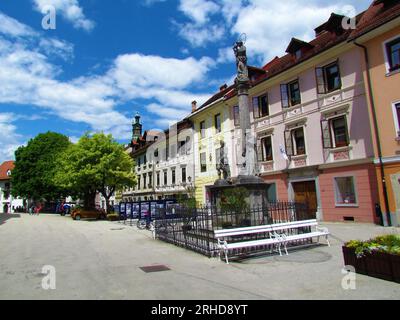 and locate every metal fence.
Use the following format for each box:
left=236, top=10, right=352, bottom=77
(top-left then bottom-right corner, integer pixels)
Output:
left=154, top=202, right=310, bottom=257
